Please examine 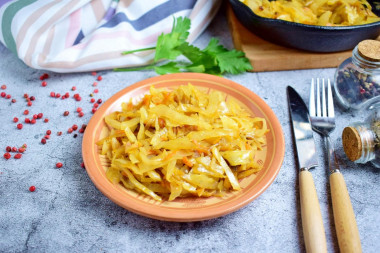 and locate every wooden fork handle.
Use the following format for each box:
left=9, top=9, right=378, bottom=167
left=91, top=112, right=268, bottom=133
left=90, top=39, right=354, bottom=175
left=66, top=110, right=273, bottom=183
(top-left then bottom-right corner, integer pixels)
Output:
left=330, top=172, right=362, bottom=253
left=300, top=170, right=327, bottom=253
